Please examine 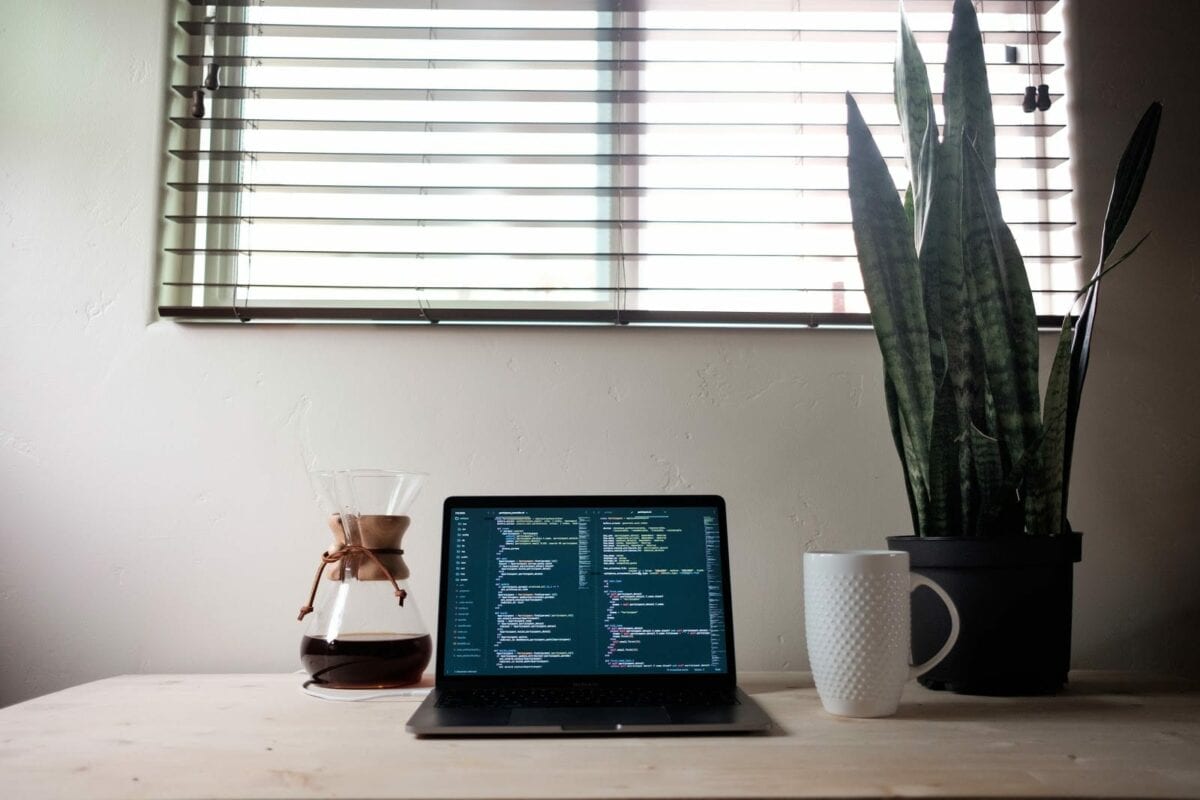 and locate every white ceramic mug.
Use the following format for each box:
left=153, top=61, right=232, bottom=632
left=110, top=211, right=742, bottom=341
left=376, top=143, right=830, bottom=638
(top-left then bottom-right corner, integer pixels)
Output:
left=803, top=550, right=960, bottom=717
